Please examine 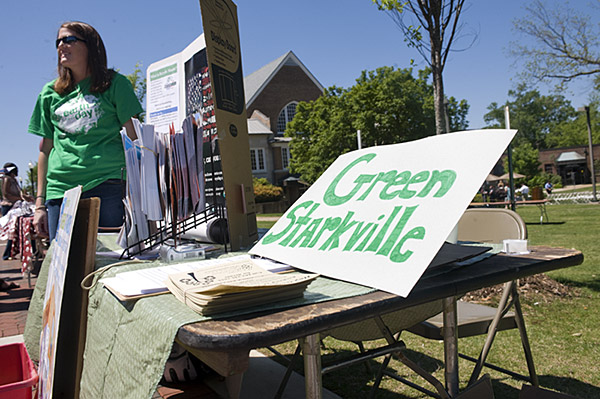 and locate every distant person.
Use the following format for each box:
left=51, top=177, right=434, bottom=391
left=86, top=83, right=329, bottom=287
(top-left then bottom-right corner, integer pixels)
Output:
left=1, top=163, right=30, bottom=260
left=545, top=181, right=553, bottom=195
left=520, top=183, right=529, bottom=200
left=28, top=21, right=143, bottom=242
